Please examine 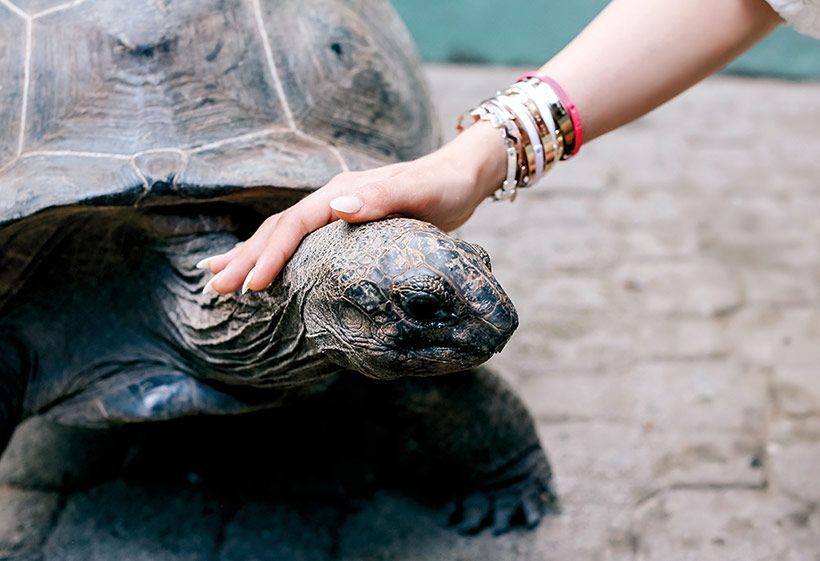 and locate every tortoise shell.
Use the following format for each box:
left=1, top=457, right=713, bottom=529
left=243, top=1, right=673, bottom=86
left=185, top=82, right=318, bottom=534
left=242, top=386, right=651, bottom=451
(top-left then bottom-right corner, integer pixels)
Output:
left=0, top=0, right=437, bottom=308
